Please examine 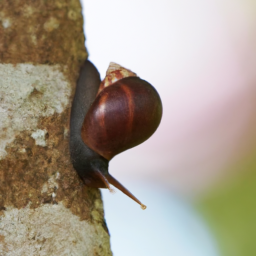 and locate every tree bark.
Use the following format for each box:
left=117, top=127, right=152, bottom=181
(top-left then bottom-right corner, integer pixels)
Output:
left=0, top=1, right=112, bottom=255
